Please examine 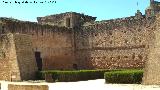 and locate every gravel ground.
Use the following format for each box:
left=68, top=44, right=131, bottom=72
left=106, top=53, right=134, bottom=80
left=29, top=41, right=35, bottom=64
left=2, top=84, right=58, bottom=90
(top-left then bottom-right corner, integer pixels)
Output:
left=48, top=79, right=160, bottom=90
left=1, top=79, right=160, bottom=90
